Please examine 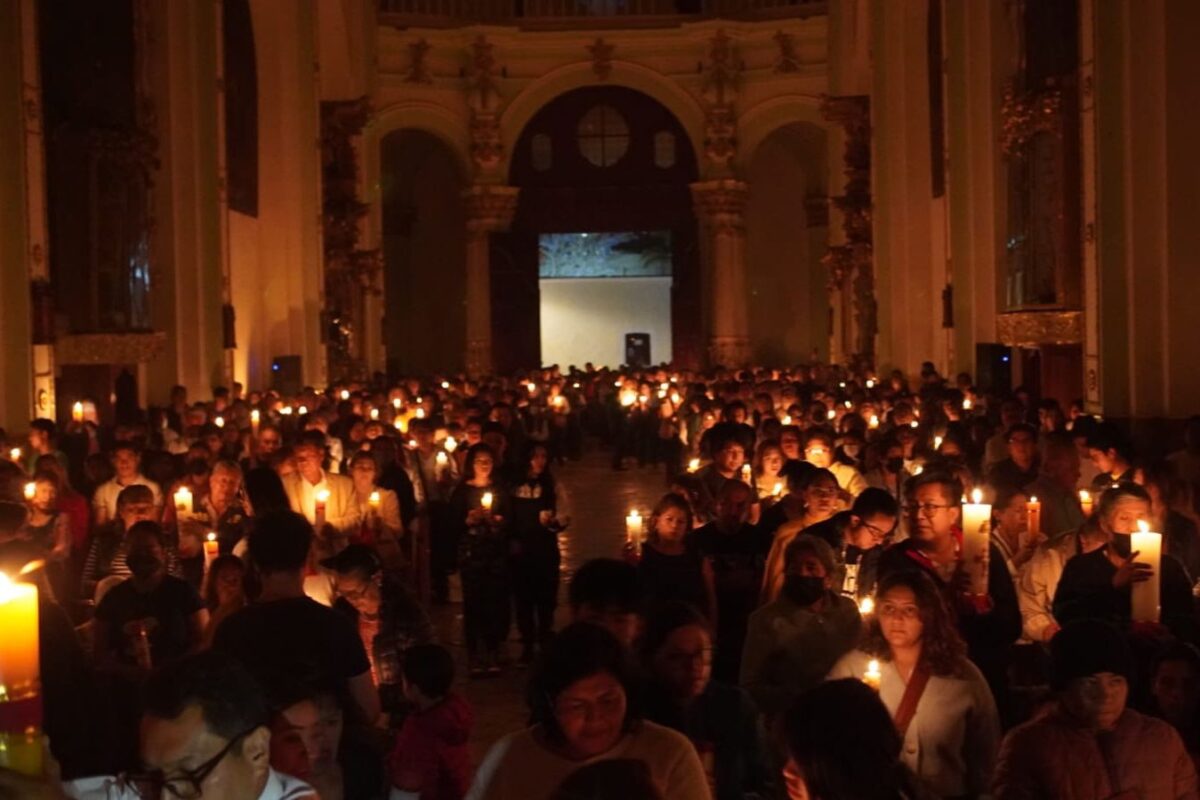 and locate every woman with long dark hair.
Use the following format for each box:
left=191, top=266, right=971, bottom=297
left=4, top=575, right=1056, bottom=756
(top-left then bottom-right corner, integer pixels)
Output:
left=448, top=443, right=512, bottom=678
left=636, top=493, right=716, bottom=622
left=509, top=442, right=566, bottom=665
left=828, top=569, right=1000, bottom=798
